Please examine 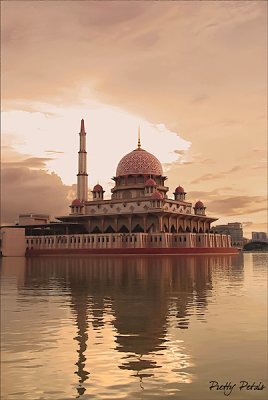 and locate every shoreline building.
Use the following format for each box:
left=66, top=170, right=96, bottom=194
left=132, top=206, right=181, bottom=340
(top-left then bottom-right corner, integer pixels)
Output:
left=211, top=222, right=244, bottom=248
left=23, top=119, right=236, bottom=255
left=251, top=232, right=267, bottom=242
